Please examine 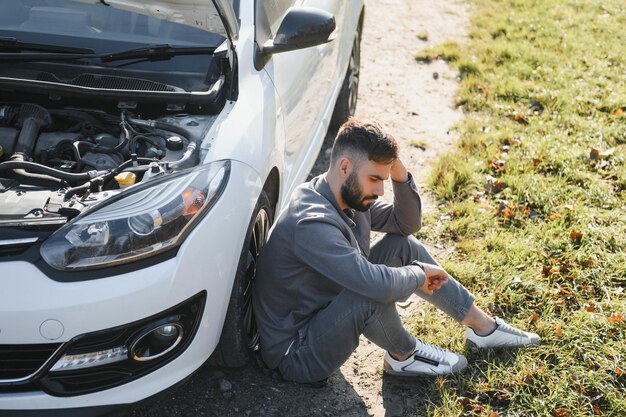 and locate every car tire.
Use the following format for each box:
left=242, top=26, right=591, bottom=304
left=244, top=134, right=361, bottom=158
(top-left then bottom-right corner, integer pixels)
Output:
left=211, top=191, right=274, bottom=367
left=330, top=23, right=362, bottom=128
